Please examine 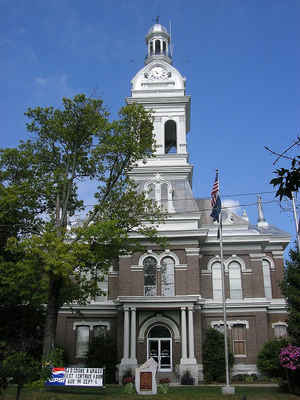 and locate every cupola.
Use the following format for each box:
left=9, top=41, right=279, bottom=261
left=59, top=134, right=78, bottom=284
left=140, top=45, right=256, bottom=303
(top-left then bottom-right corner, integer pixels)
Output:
left=145, top=20, right=172, bottom=65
